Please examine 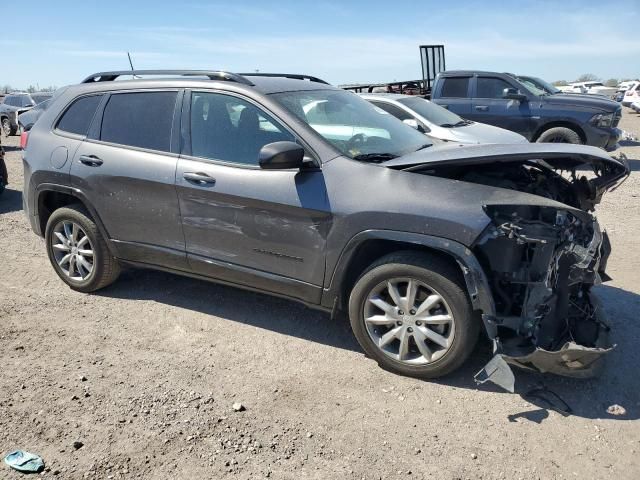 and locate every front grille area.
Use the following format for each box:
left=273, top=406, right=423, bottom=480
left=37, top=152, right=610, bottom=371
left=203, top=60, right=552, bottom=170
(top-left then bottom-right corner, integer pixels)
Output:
left=612, top=108, right=622, bottom=128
